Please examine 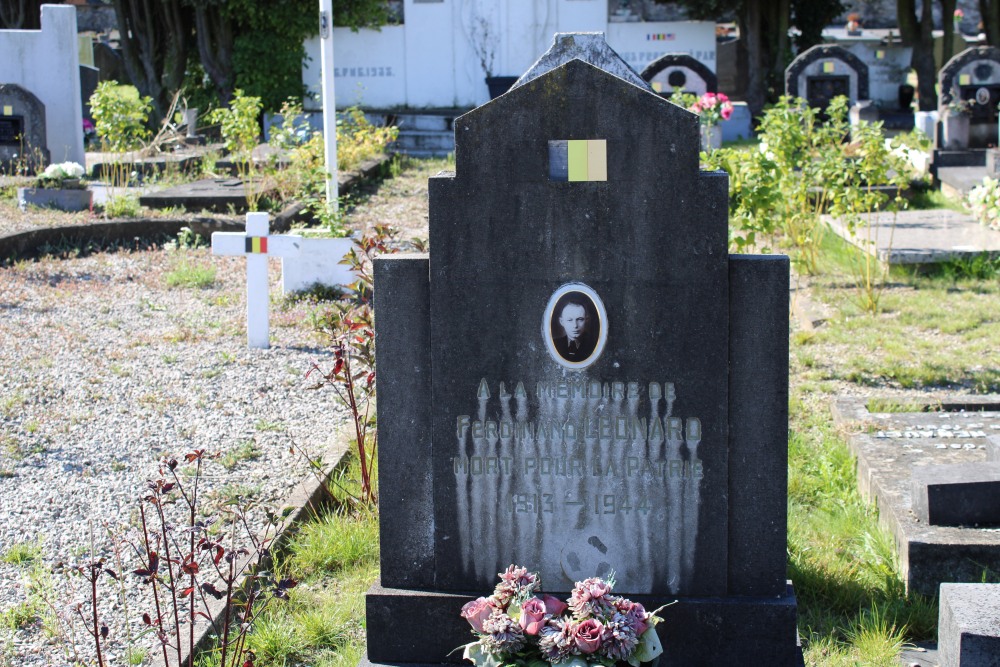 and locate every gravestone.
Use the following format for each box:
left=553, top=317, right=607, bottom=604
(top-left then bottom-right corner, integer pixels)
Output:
left=785, top=44, right=870, bottom=116
left=365, top=32, right=801, bottom=665
left=938, top=47, right=1000, bottom=149
left=0, top=84, right=49, bottom=174
left=640, top=52, right=717, bottom=97
left=0, top=5, right=84, bottom=168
